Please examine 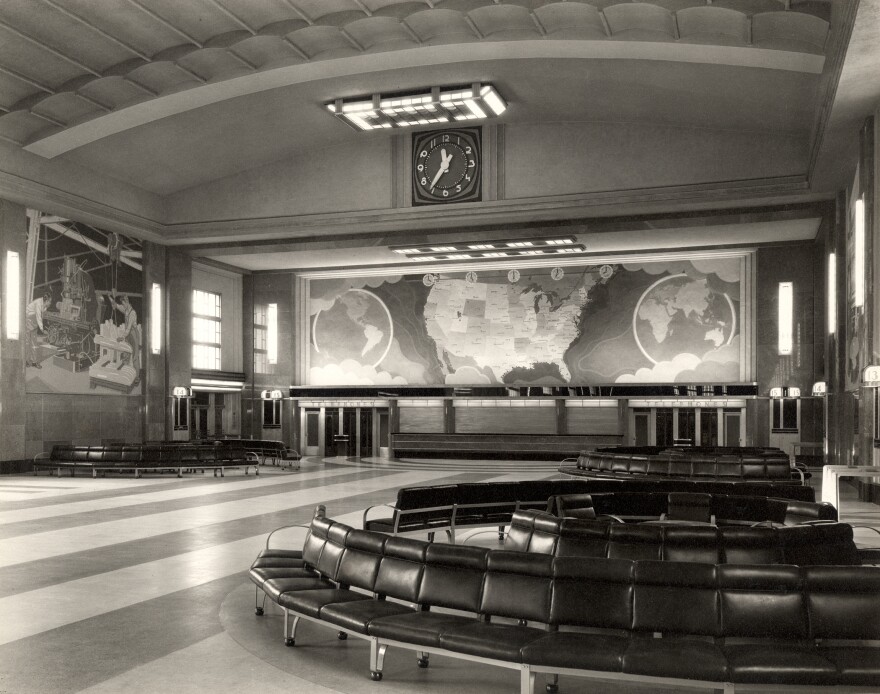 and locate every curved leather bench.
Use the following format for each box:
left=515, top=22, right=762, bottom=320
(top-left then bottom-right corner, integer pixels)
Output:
left=549, top=491, right=837, bottom=525
left=364, top=479, right=817, bottom=542
left=560, top=446, right=804, bottom=484
left=33, top=443, right=260, bottom=478
left=250, top=509, right=880, bottom=693
left=505, top=510, right=866, bottom=566
left=203, top=438, right=301, bottom=468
